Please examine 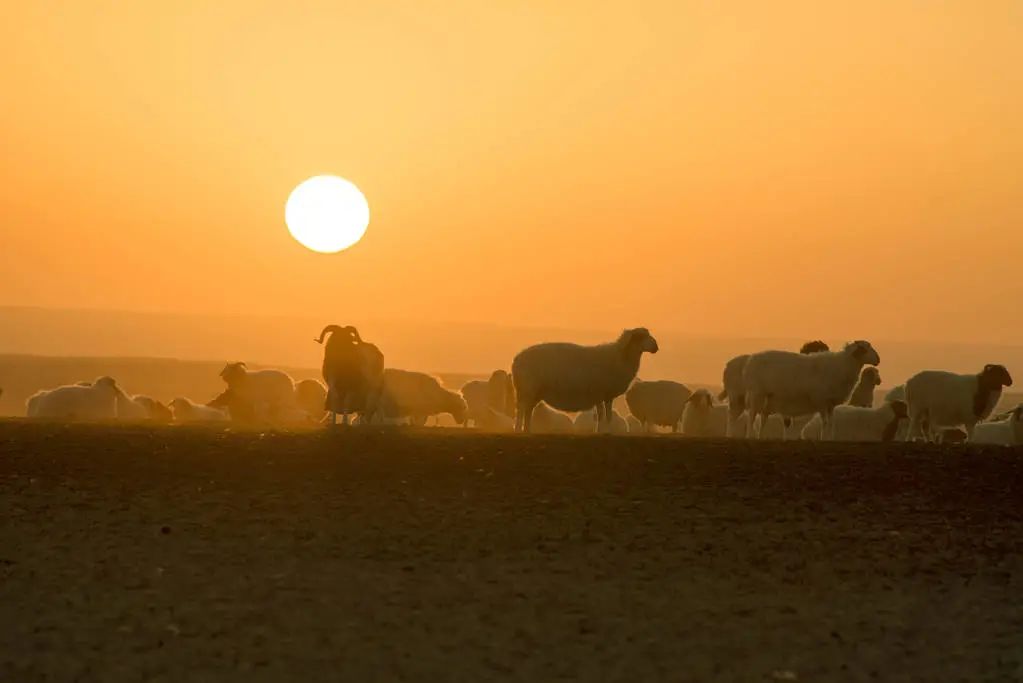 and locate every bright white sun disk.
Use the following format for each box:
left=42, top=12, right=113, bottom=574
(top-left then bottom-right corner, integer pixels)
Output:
left=285, top=175, right=370, bottom=253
